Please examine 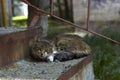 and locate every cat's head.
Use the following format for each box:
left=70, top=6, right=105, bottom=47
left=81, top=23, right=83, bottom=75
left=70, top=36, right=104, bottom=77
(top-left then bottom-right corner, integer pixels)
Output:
left=32, top=39, right=54, bottom=59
